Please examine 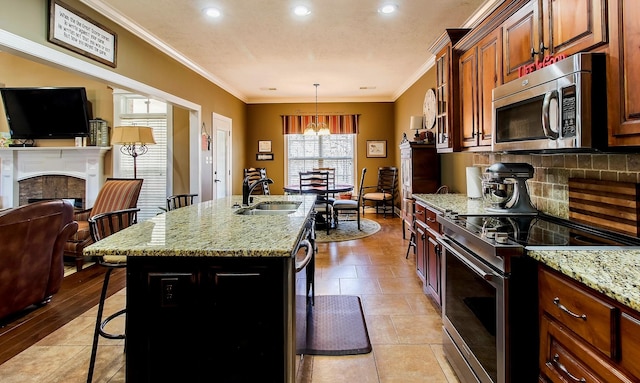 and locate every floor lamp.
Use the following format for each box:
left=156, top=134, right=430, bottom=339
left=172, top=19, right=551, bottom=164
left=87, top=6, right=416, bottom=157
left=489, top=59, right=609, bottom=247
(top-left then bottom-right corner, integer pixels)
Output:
left=111, top=126, right=156, bottom=179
